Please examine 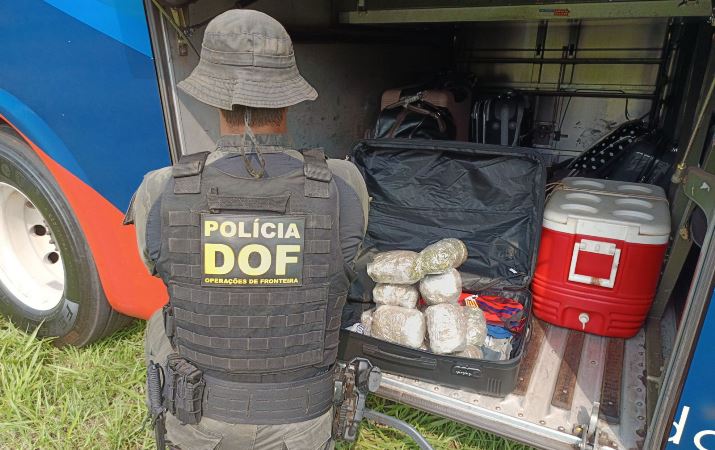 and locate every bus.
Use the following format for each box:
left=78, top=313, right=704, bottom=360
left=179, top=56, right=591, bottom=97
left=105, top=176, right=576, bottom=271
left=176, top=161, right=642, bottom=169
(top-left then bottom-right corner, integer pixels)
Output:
left=1, top=1, right=714, bottom=448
